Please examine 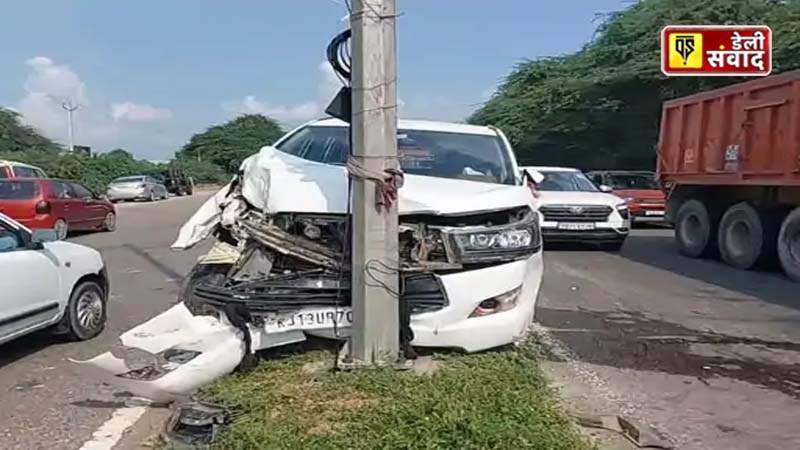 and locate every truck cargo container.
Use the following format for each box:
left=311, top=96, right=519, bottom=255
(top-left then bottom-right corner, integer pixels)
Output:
left=657, top=70, right=800, bottom=281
